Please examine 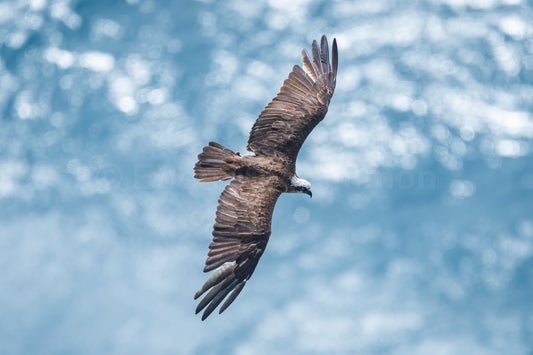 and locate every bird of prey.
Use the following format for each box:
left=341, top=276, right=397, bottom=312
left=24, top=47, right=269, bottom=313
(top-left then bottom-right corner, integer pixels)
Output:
left=193, top=35, right=338, bottom=320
